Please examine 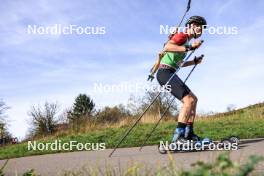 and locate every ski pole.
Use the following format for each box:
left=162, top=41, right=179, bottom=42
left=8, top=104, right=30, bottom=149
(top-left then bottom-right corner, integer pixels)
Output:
left=139, top=54, right=204, bottom=150
left=109, top=42, right=204, bottom=157
left=110, top=55, right=194, bottom=157
left=109, top=70, right=178, bottom=157
left=148, top=0, right=192, bottom=81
